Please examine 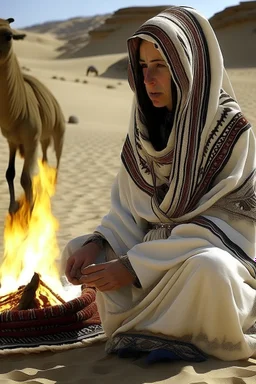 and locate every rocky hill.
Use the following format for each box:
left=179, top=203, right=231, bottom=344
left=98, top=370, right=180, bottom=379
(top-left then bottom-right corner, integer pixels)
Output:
left=22, top=2, right=256, bottom=67
left=209, top=1, right=256, bottom=67
left=81, top=6, right=168, bottom=57
left=23, top=15, right=110, bottom=58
